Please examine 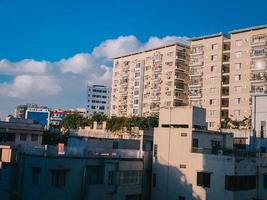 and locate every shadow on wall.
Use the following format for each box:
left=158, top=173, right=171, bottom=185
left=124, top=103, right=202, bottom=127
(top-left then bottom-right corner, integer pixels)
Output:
left=152, top=157, right=201, bottom=200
